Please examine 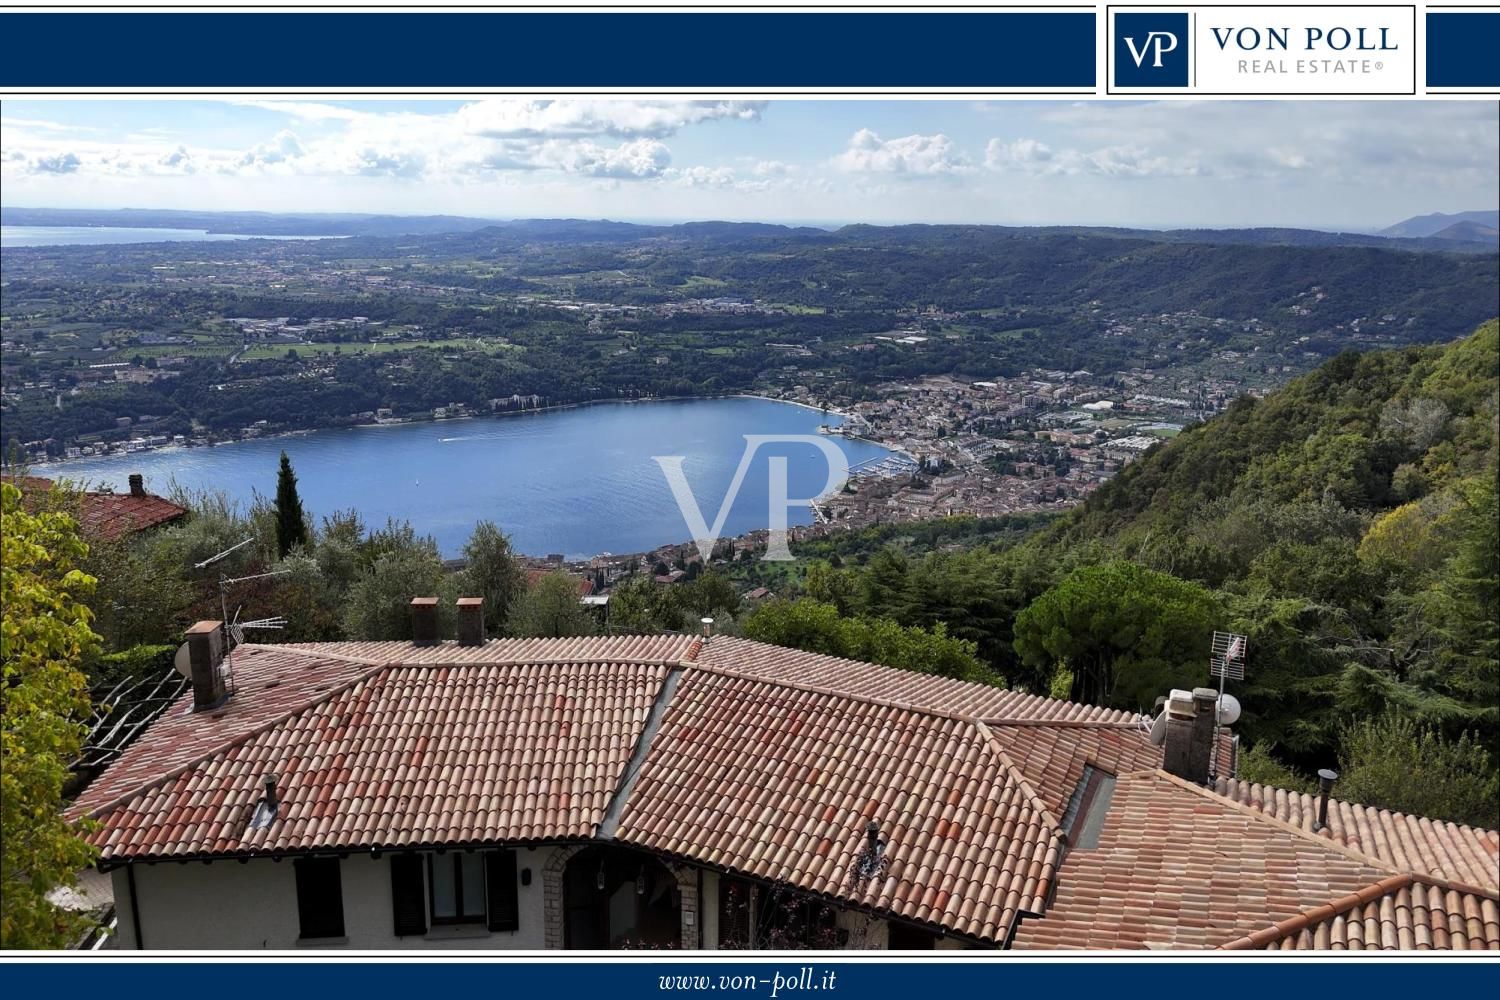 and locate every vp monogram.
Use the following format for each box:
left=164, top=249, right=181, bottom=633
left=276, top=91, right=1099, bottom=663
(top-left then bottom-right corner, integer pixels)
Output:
left=1125, top=30, right=1180, bottom=68
left=654, top=434, right=849, bottom=564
